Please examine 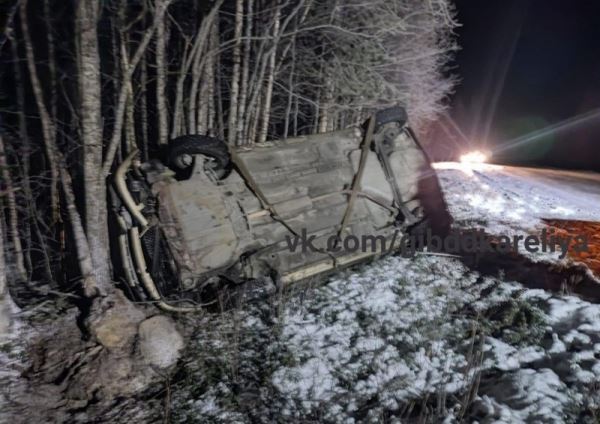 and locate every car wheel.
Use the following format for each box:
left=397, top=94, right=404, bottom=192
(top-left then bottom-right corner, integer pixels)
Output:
left=368, top=106, right=408, bottom=133
left=168, top=135, right=230, bottom=178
